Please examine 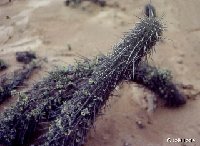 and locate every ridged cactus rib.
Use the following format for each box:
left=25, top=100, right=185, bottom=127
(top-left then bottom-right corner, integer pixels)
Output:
left=37, top=17, right=163, bottom=146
